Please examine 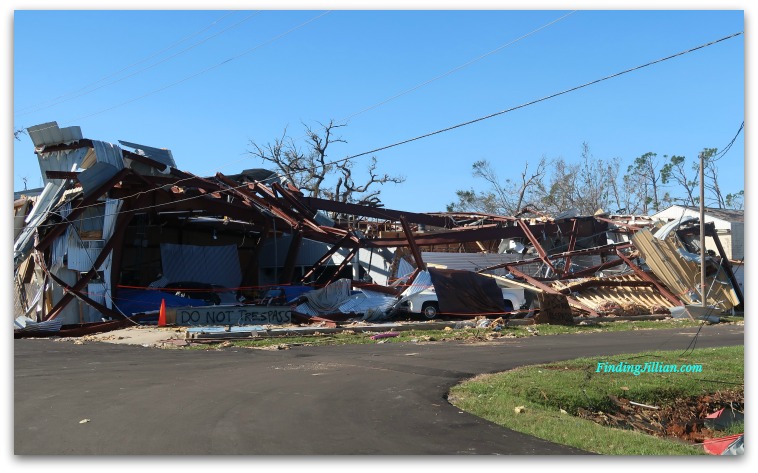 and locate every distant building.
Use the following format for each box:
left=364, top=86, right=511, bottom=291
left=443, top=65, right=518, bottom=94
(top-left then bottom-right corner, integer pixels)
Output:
left=652, top=205, right=744, bottom=295
left=652, top=205, right=744, bottom=260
